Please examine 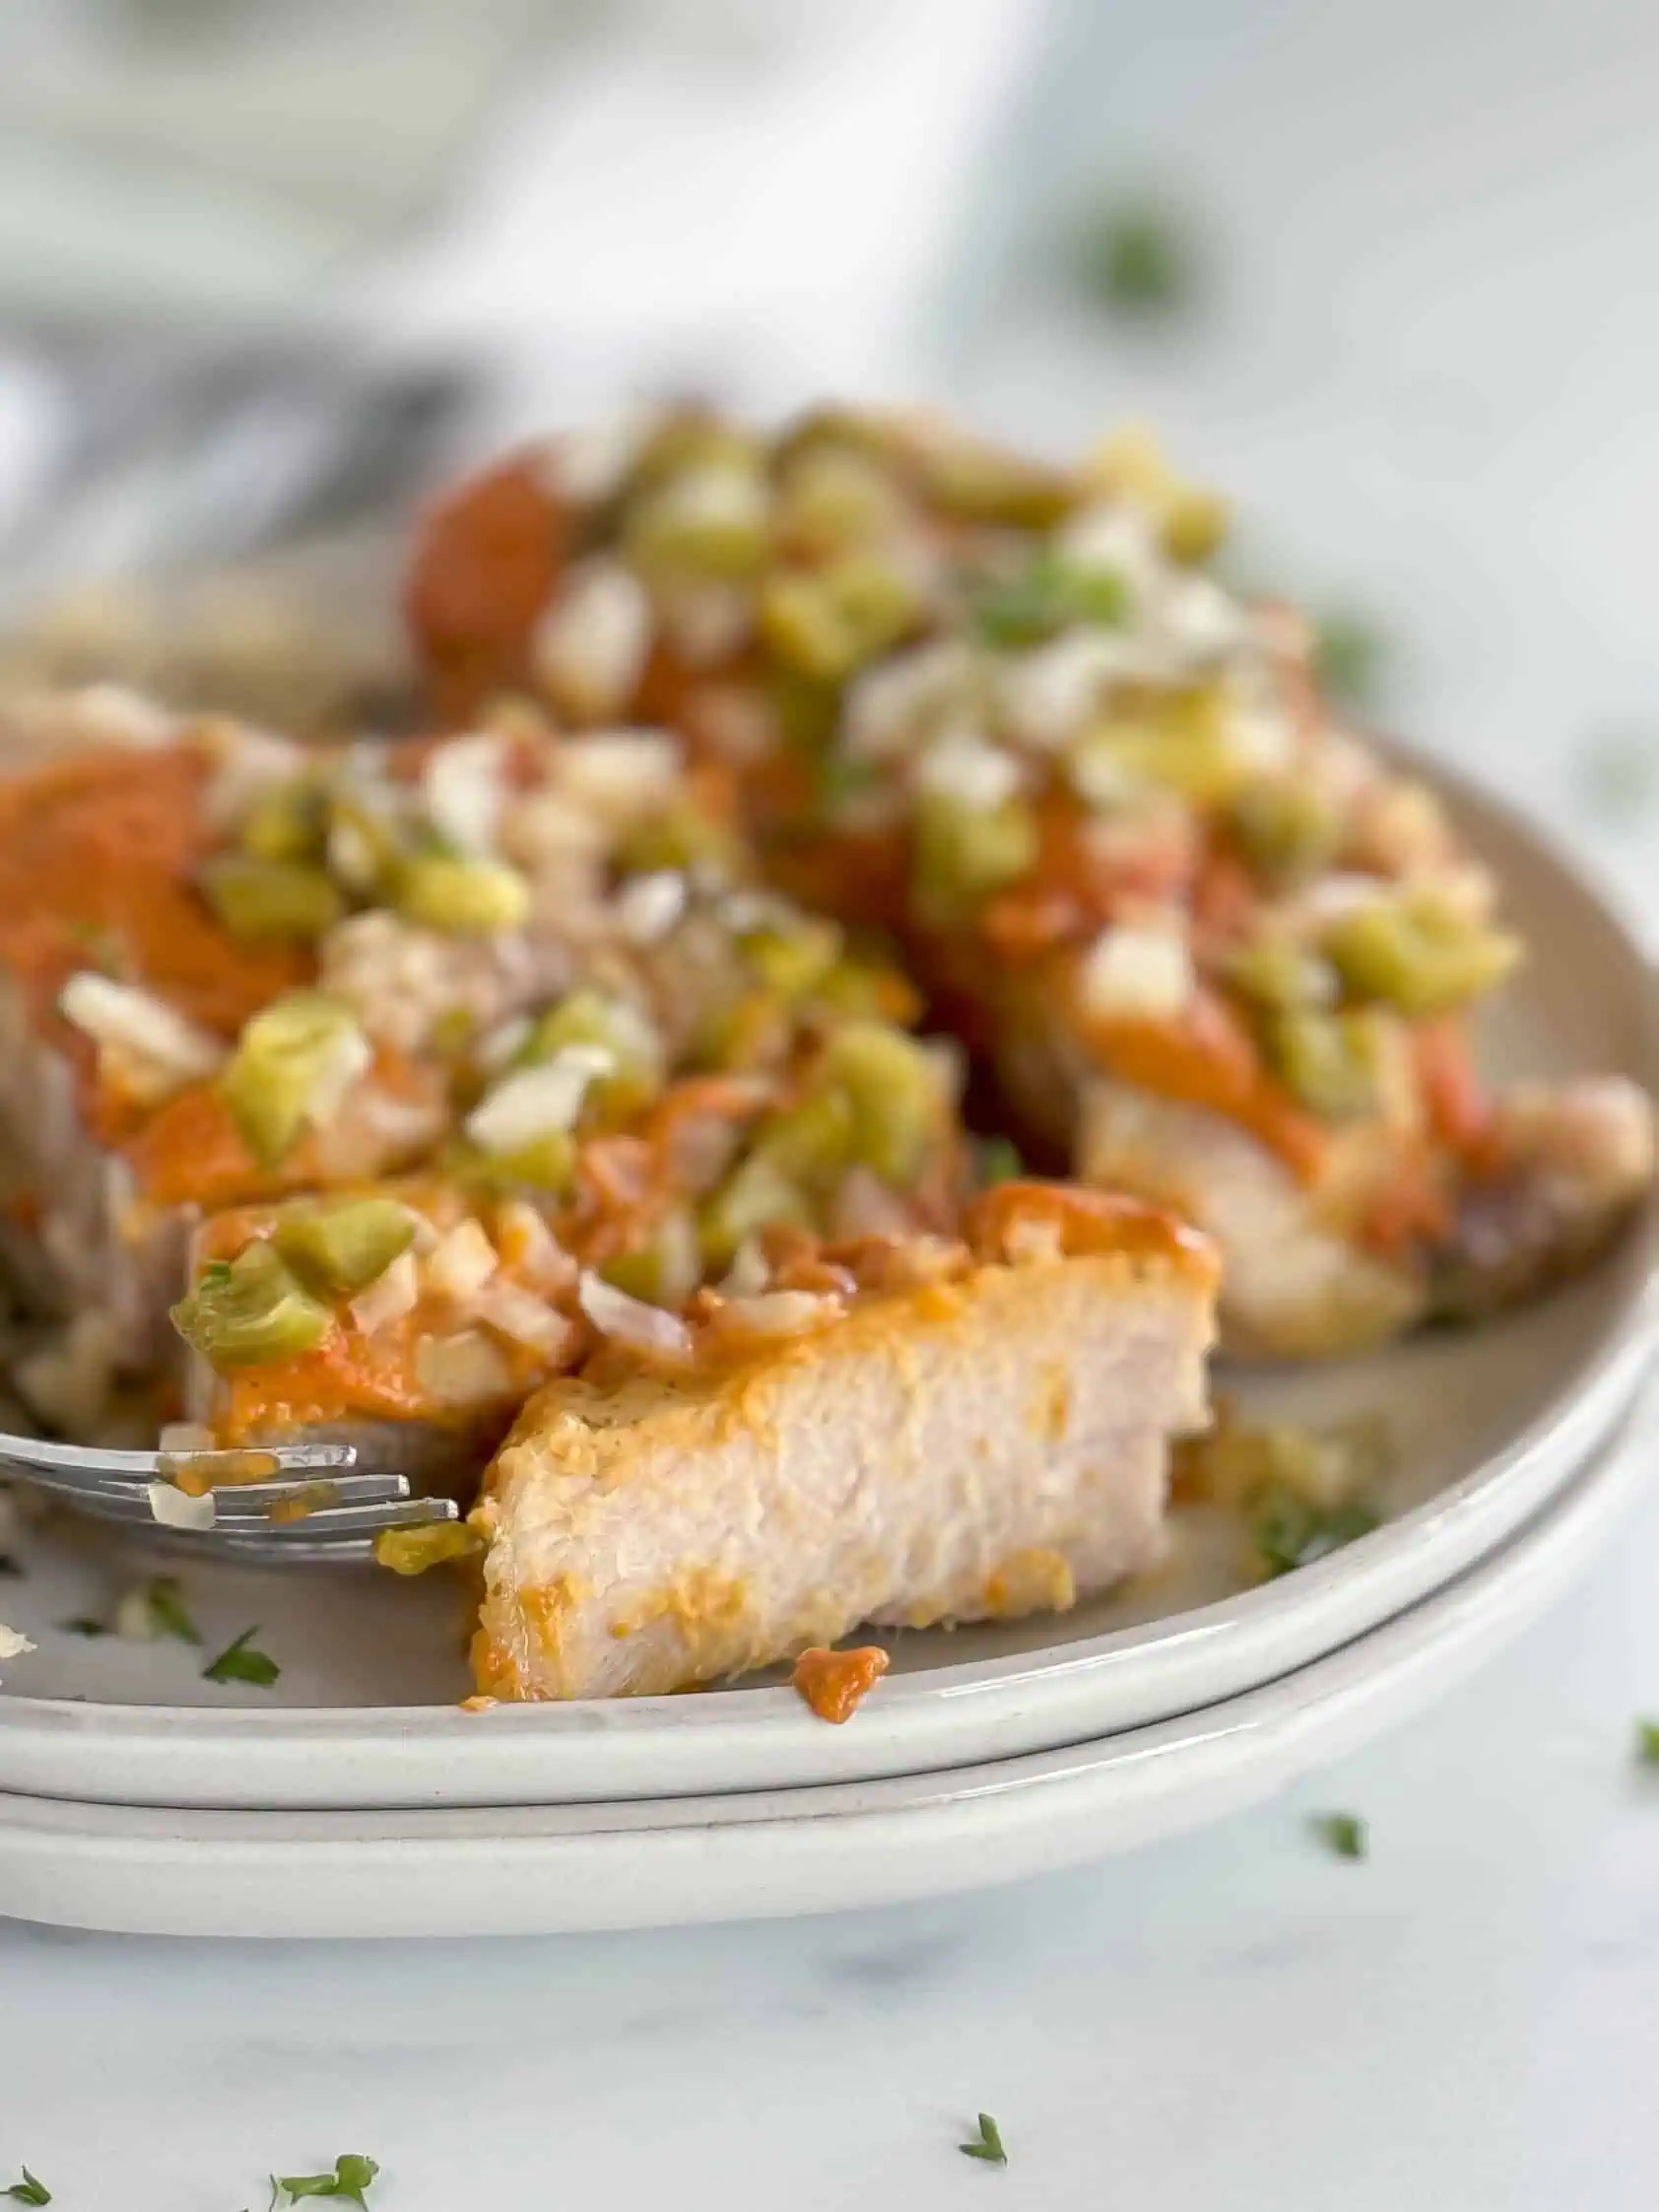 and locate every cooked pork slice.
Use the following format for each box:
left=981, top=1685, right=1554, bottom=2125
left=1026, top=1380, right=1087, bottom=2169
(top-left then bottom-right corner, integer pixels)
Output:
left=471, top=1186, right=1217, bottom=1701
left=1428, top=1076, right=1655, bottom=1322
left=1080, top=1071, right=1656, bottom=1357
left=1077, top=1079, right=1426, bottom=1358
